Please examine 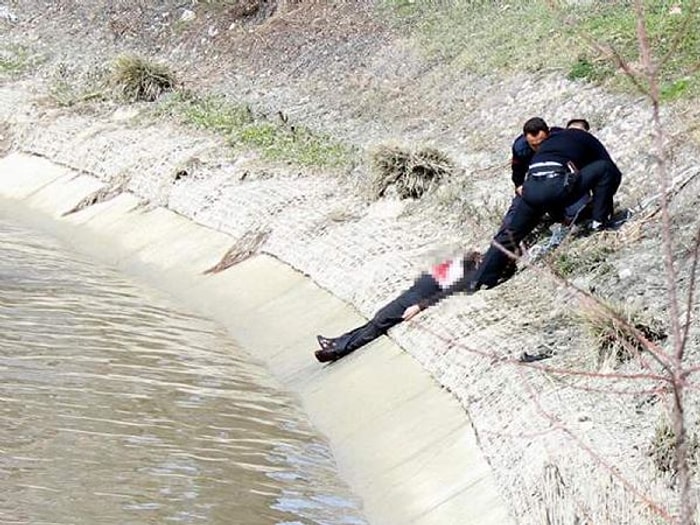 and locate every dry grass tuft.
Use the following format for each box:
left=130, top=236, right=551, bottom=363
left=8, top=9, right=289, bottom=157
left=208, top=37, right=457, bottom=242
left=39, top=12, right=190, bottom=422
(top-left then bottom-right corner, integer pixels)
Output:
left=111, top=54, right=176, bottom=102
left=370, top=144, right=454, bottom=200
left=578, top=301, right=666, bottom=368
left=548, top=244, right=615, bottom=277
left=204, top=229, right=270, bottom=274
left=0, top=121, right=11, bottom=156
left=649, top=421, right=699, bottom=480
left=62, top=172, right=131, bottom=216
